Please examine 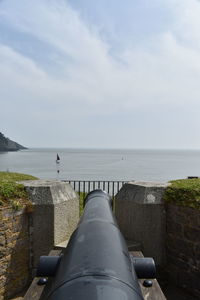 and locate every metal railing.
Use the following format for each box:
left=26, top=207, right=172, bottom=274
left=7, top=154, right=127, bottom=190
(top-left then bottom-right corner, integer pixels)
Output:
left=66, top=180, right=127, bottom=198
